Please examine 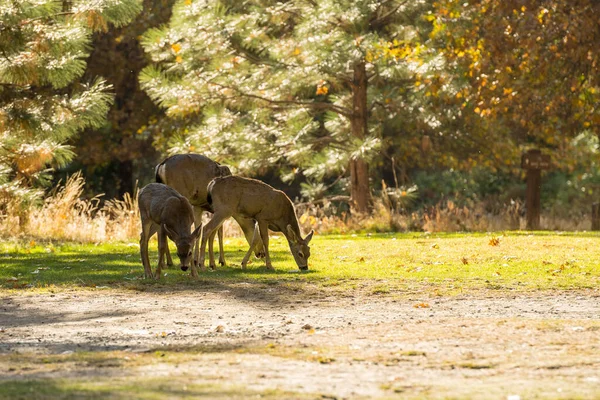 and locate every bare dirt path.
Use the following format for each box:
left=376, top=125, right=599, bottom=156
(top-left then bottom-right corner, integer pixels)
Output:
left=1, top=287, right=600, bottom=399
